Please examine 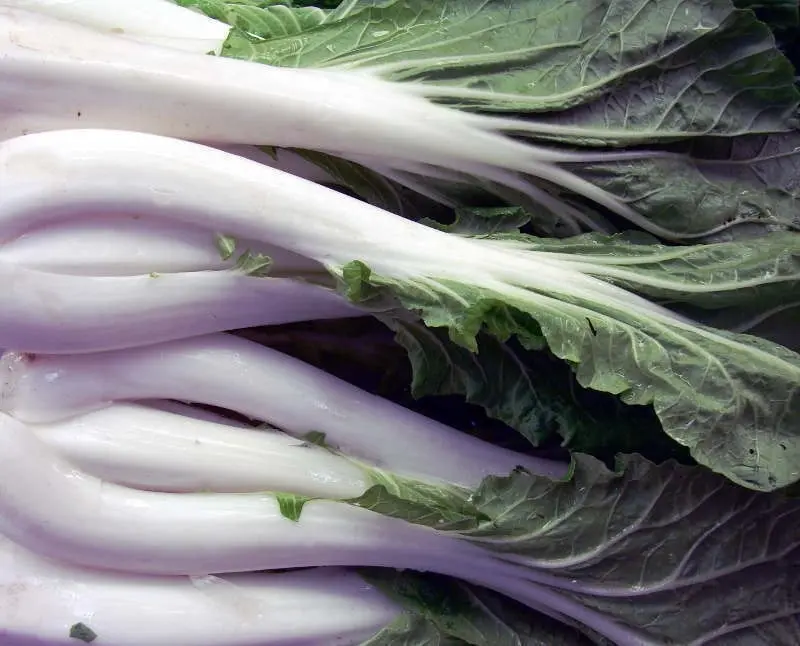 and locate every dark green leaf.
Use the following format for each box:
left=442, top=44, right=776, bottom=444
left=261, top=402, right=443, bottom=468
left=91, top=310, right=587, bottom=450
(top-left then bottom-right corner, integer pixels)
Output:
left=69, top=623, right=98, bottom=643
left=457, top=455, right=800, bottom=644
left=382, top=317, right=681, bottom=462
left=361, top=570, right=600, bottom=646
left=564, top=132, right=800, bottom=239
